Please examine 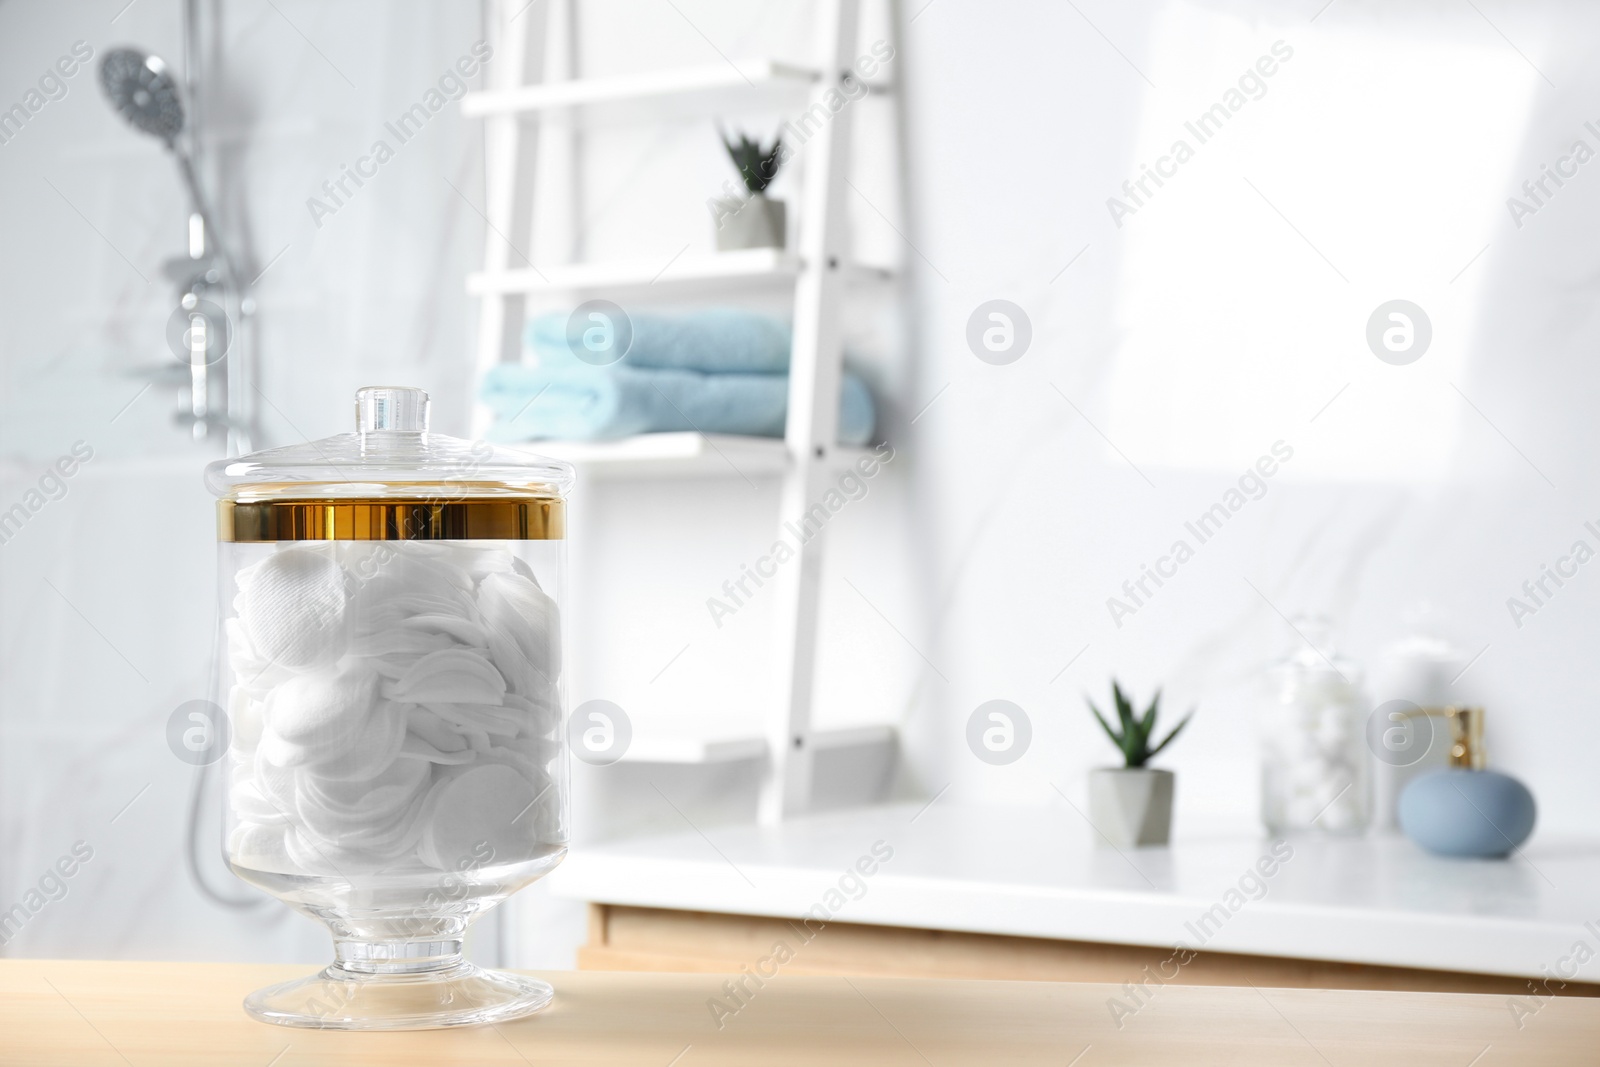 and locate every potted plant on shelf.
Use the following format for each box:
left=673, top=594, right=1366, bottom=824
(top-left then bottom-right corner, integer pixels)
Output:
left=712, top=126, right=787, bottom=251
left=1086, top=682, right=1193, bottom=848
